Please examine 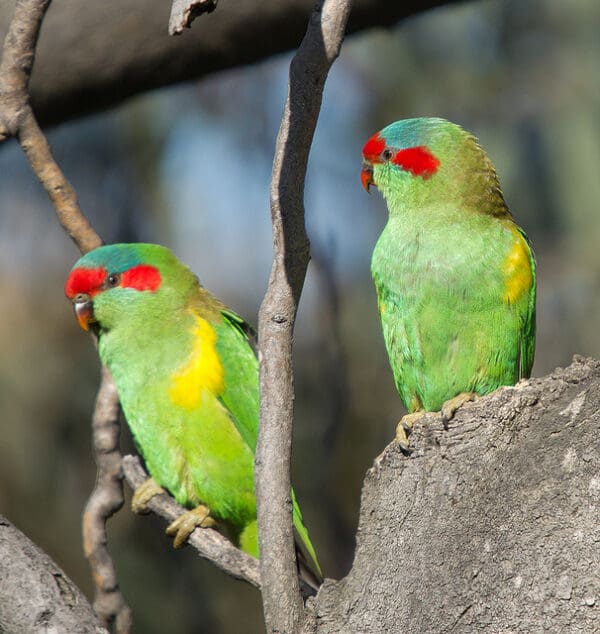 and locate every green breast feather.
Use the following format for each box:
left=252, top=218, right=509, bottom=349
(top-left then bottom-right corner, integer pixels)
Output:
left=363, top=118, right=536, bottom=415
